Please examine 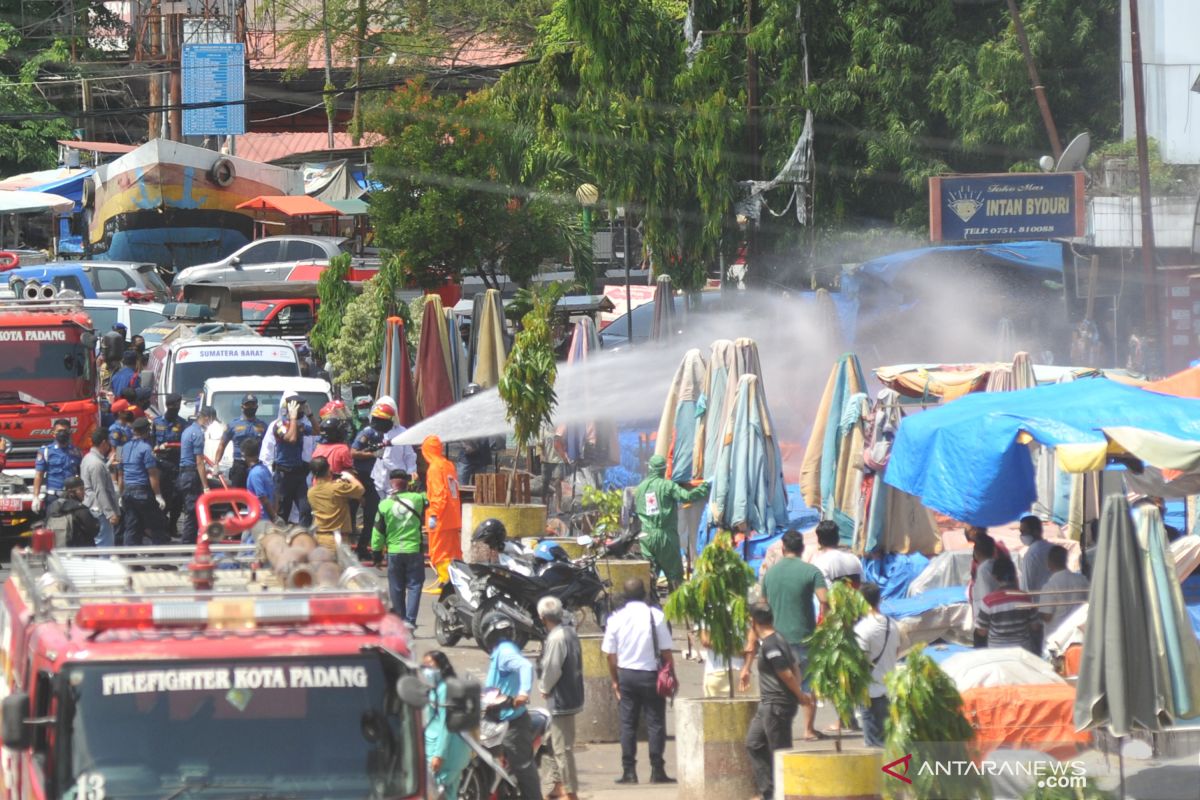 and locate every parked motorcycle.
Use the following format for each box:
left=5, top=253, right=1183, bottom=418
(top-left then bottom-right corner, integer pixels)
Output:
left=455, top=690, right=552, bottom=800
